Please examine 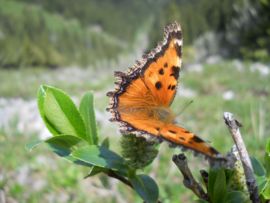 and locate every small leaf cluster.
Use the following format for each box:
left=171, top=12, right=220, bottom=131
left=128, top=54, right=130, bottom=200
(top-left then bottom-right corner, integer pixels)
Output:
left=197, top=139, right=270, bottom=203
left=198, top=169, right=250, bottom=203
left=121, top=135, right=159, bottom=170
left=27, top=85, right=159, bottom=203
left=251, top=139, right=270, bottom=202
